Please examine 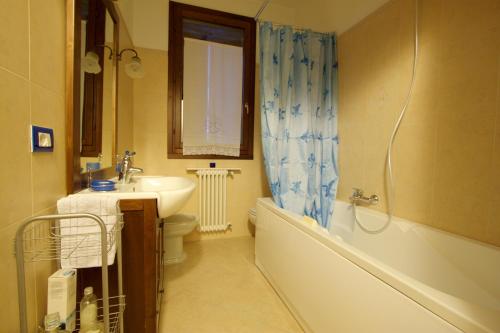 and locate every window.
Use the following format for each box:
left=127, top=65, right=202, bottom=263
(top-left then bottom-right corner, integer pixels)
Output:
left=168, top=2, right=256, bottom=159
